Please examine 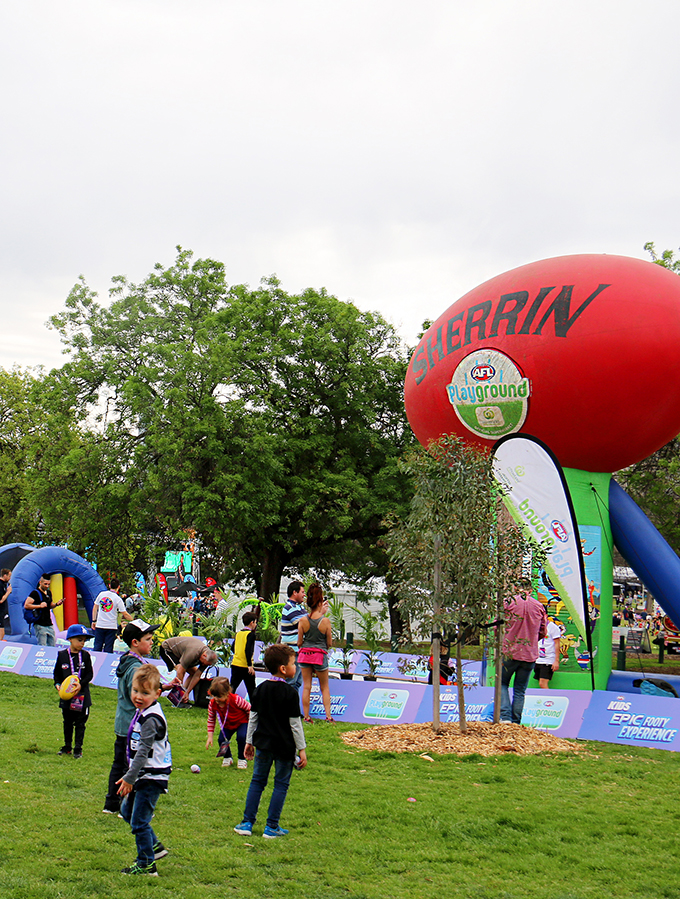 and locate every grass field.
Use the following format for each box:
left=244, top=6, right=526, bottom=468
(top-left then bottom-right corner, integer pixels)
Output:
left=1, top=671, right=680, bottom=899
